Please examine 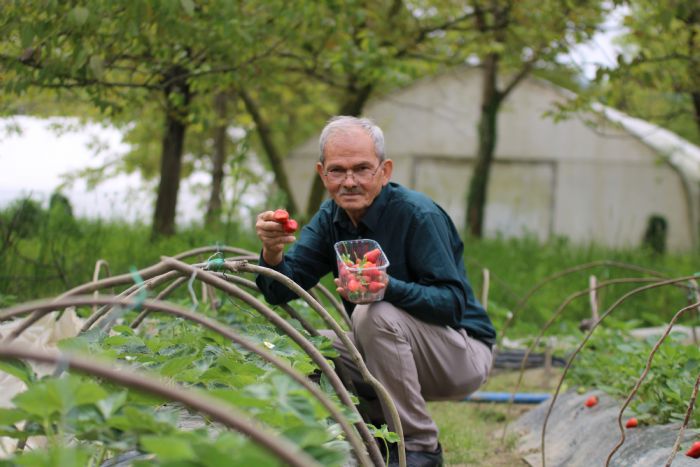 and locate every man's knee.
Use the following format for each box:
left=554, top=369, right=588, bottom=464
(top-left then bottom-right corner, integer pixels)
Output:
left=353, top=301, right=405, bottom=340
